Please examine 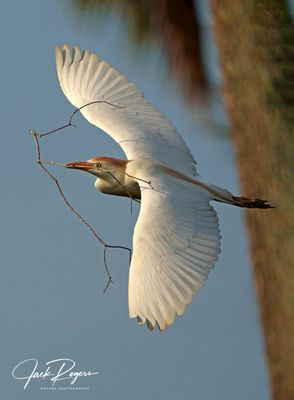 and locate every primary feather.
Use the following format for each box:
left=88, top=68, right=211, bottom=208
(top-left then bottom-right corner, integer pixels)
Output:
left=56, top=44, right=197, bottom=177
